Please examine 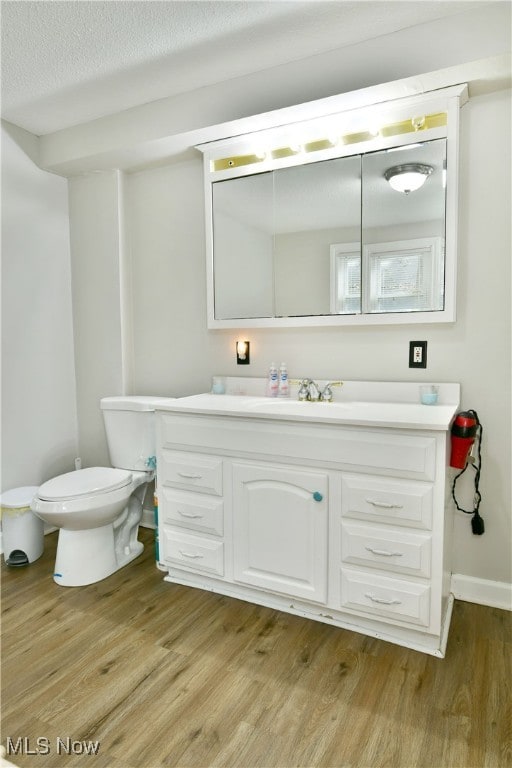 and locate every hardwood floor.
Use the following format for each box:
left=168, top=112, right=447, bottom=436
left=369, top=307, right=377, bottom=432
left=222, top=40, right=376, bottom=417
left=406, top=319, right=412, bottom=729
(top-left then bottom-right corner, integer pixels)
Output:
left=1, top=528, right=510, bottom=768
